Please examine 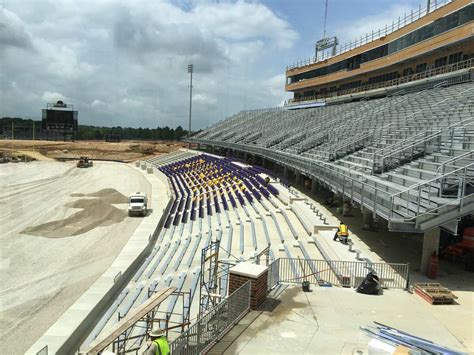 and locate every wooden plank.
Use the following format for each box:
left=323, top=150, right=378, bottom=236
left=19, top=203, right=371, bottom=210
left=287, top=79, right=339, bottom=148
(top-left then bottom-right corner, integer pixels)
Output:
left=414, top=283, right=457, bottom=305
left=86, top=287, right=176, bottom=354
